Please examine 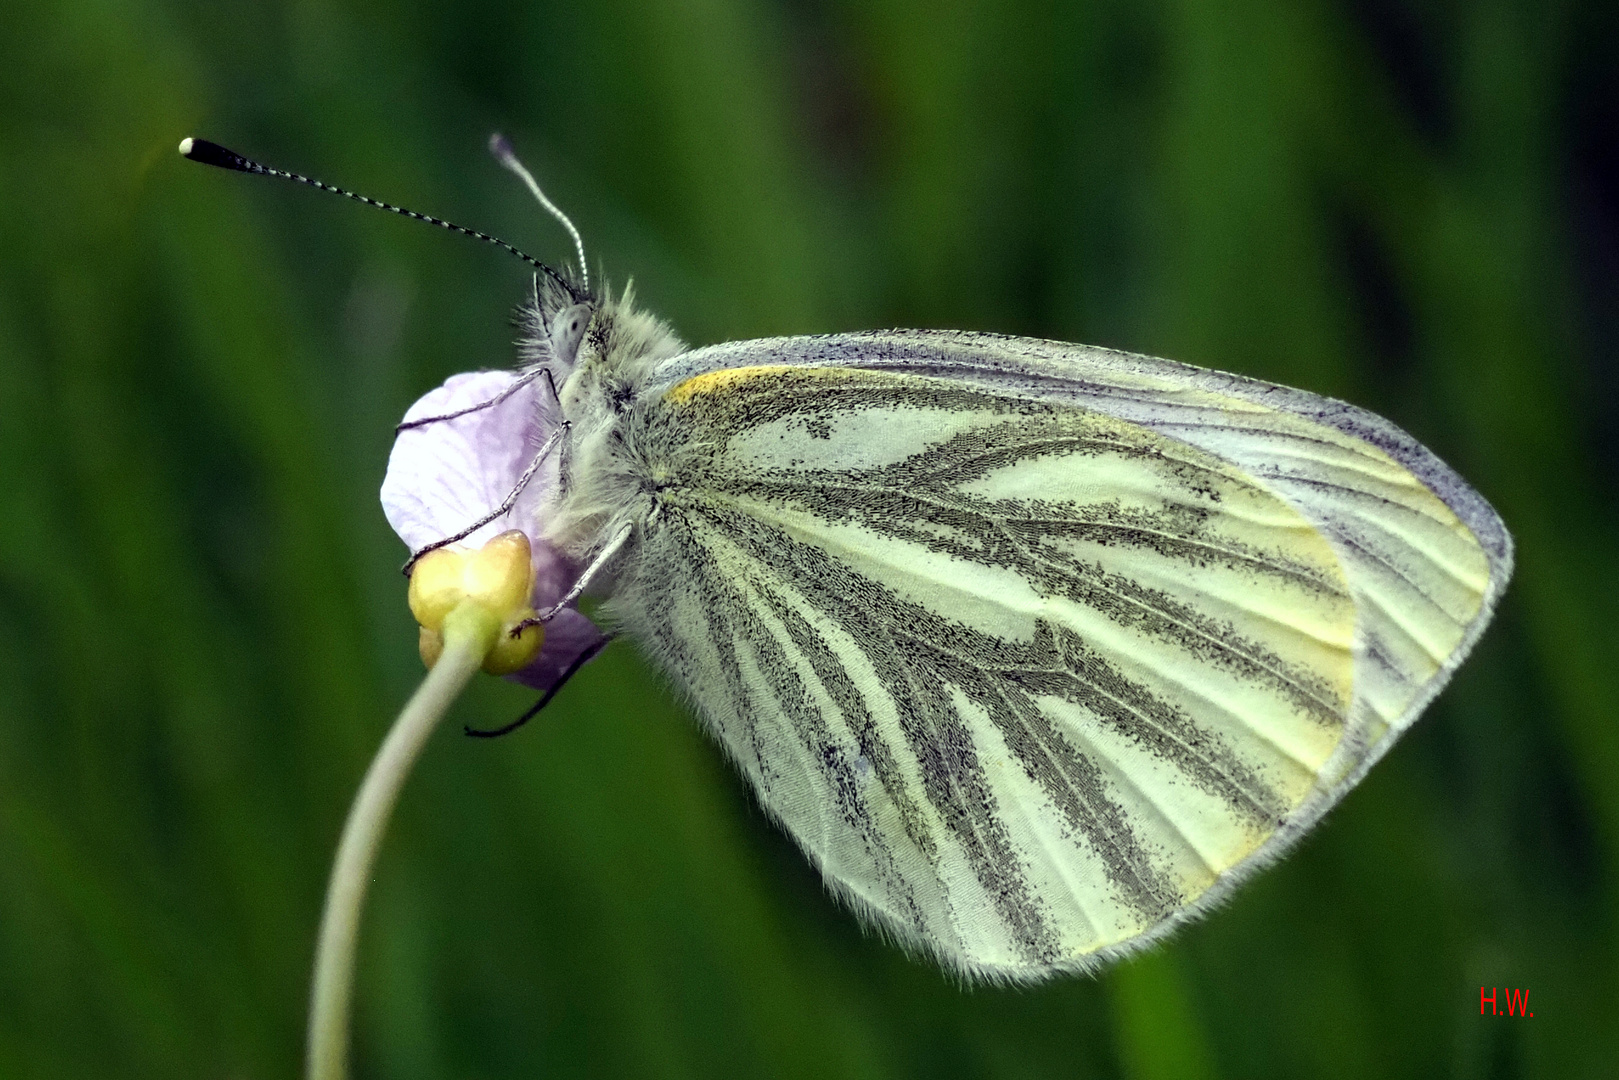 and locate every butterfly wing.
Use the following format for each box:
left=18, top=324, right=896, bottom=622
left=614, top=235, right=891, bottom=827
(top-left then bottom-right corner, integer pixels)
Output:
left=651, top=332, right=1513, bottom=783
left=611, top=343, right=1506, bottom=981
